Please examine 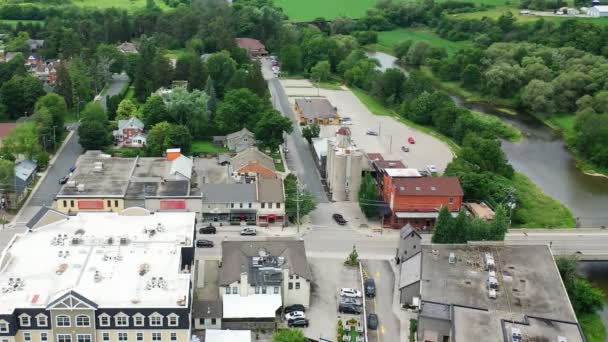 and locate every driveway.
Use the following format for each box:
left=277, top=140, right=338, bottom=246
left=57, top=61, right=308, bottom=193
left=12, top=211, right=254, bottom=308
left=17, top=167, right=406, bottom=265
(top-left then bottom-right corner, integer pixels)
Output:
left=98, top=73, right=130, bottom=110
left=362, top=260, right=401, bottom=342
